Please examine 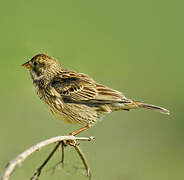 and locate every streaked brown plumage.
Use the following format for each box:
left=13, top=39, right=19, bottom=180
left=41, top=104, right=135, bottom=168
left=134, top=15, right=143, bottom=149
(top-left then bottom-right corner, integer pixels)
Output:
left=22, top=54, right=169, bottom=135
